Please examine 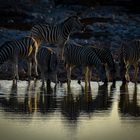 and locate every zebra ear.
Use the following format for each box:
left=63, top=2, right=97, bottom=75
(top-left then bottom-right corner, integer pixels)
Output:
left=70, top=12, right=81, bottom=20
left=75, top=12, right=82, bottom=18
